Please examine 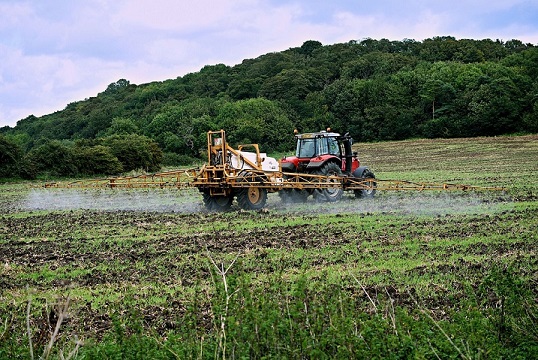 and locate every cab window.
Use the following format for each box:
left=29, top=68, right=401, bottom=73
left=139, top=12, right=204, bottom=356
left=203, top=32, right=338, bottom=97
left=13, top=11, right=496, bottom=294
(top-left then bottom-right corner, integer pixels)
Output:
left=297, top=139, right=316, bottom=157
left=327, top=138, right=340, bottom=156
left=317, top=137, right=329, bottom=155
